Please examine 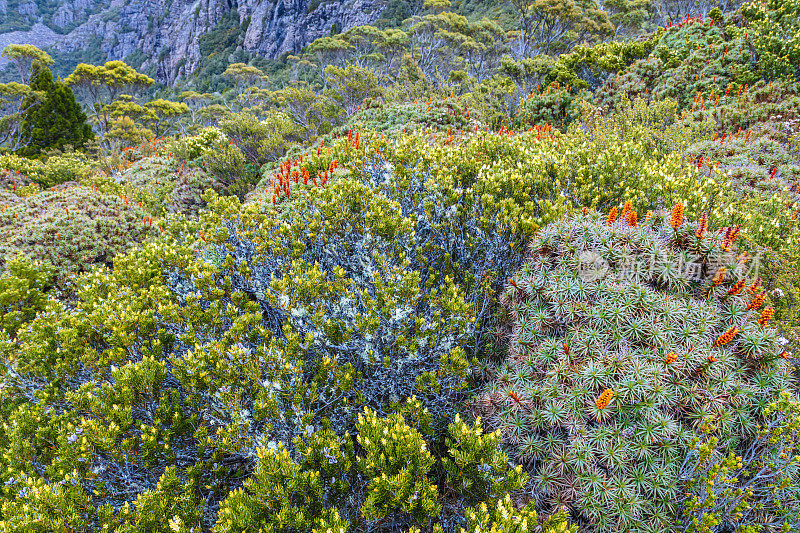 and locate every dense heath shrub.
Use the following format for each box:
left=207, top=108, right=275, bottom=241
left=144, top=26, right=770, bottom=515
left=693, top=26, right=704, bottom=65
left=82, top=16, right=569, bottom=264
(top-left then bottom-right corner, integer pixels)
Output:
left=111, top=152, right=214, bottom=217
left=679, top=391, right=800, bottom=533
left=0, top=258, right=54, bottom=338
left=0, top=152, right=92, bottom=189
left=213, top=399, right=574, bottom=532
left=476, top=208, right=798, bottom=532
left=0, top=153, right=527, bottom=529
left=0, top=184, right=156, bottom=281
left=337, top=99, right=472, bottom=137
